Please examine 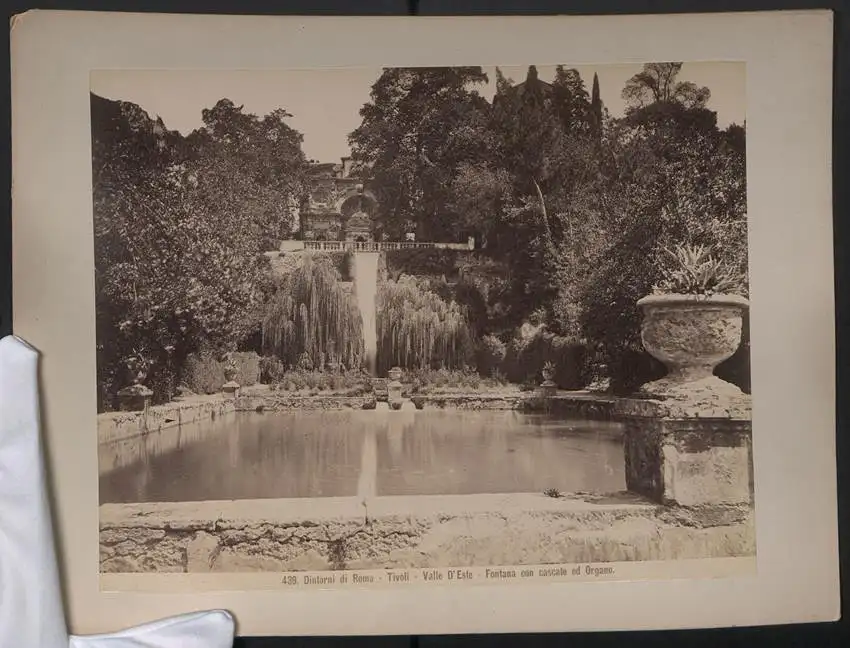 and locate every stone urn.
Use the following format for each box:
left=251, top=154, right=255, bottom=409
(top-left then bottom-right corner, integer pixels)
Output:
left=221, top=354, right=241, bottom=398
left=117, top=356, right=153, bottom=411
left=637, top=293, right=749, bottom=397
left=223, top=361, right=239, bottom=383
left=387, top=366, right=403, bottom=382
left=538, top=362, right=557, bottom=398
